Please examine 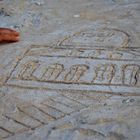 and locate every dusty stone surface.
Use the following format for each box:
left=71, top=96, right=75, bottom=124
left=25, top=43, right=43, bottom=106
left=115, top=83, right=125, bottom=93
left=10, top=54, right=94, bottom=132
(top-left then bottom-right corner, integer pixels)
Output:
left=0, top=0, right=140, bottom=139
